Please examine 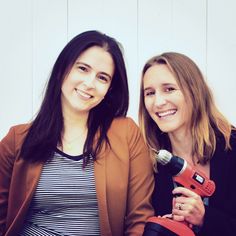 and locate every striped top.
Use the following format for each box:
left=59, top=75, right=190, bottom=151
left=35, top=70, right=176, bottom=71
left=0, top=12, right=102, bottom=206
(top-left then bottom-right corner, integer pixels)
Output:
left=19, top=149, right=100, bottom=236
